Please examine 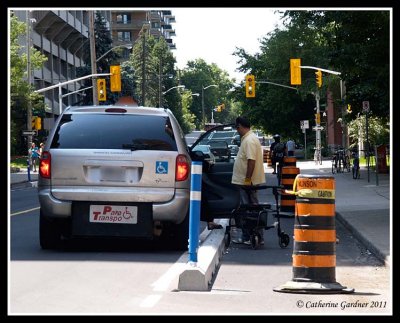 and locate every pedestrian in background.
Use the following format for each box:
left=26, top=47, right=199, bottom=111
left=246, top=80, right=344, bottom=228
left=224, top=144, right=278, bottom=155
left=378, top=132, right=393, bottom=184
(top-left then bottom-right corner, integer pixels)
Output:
left=231, top=116, right=266, bottom=245
left=270, top=134, right=285, bottom=174
left=286, top=138, right=295, bottom=157
left=28, top=142, right=40, bottom=172
left=39, top=142, right=45, bottom=157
